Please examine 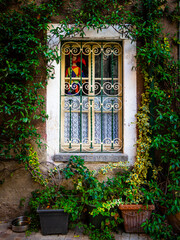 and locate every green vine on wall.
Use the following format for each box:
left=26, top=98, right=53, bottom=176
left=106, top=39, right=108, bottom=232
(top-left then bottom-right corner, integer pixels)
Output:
left=0, top=0, right=179, bottom=238
left=0, top=0, right=62, bottom=165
